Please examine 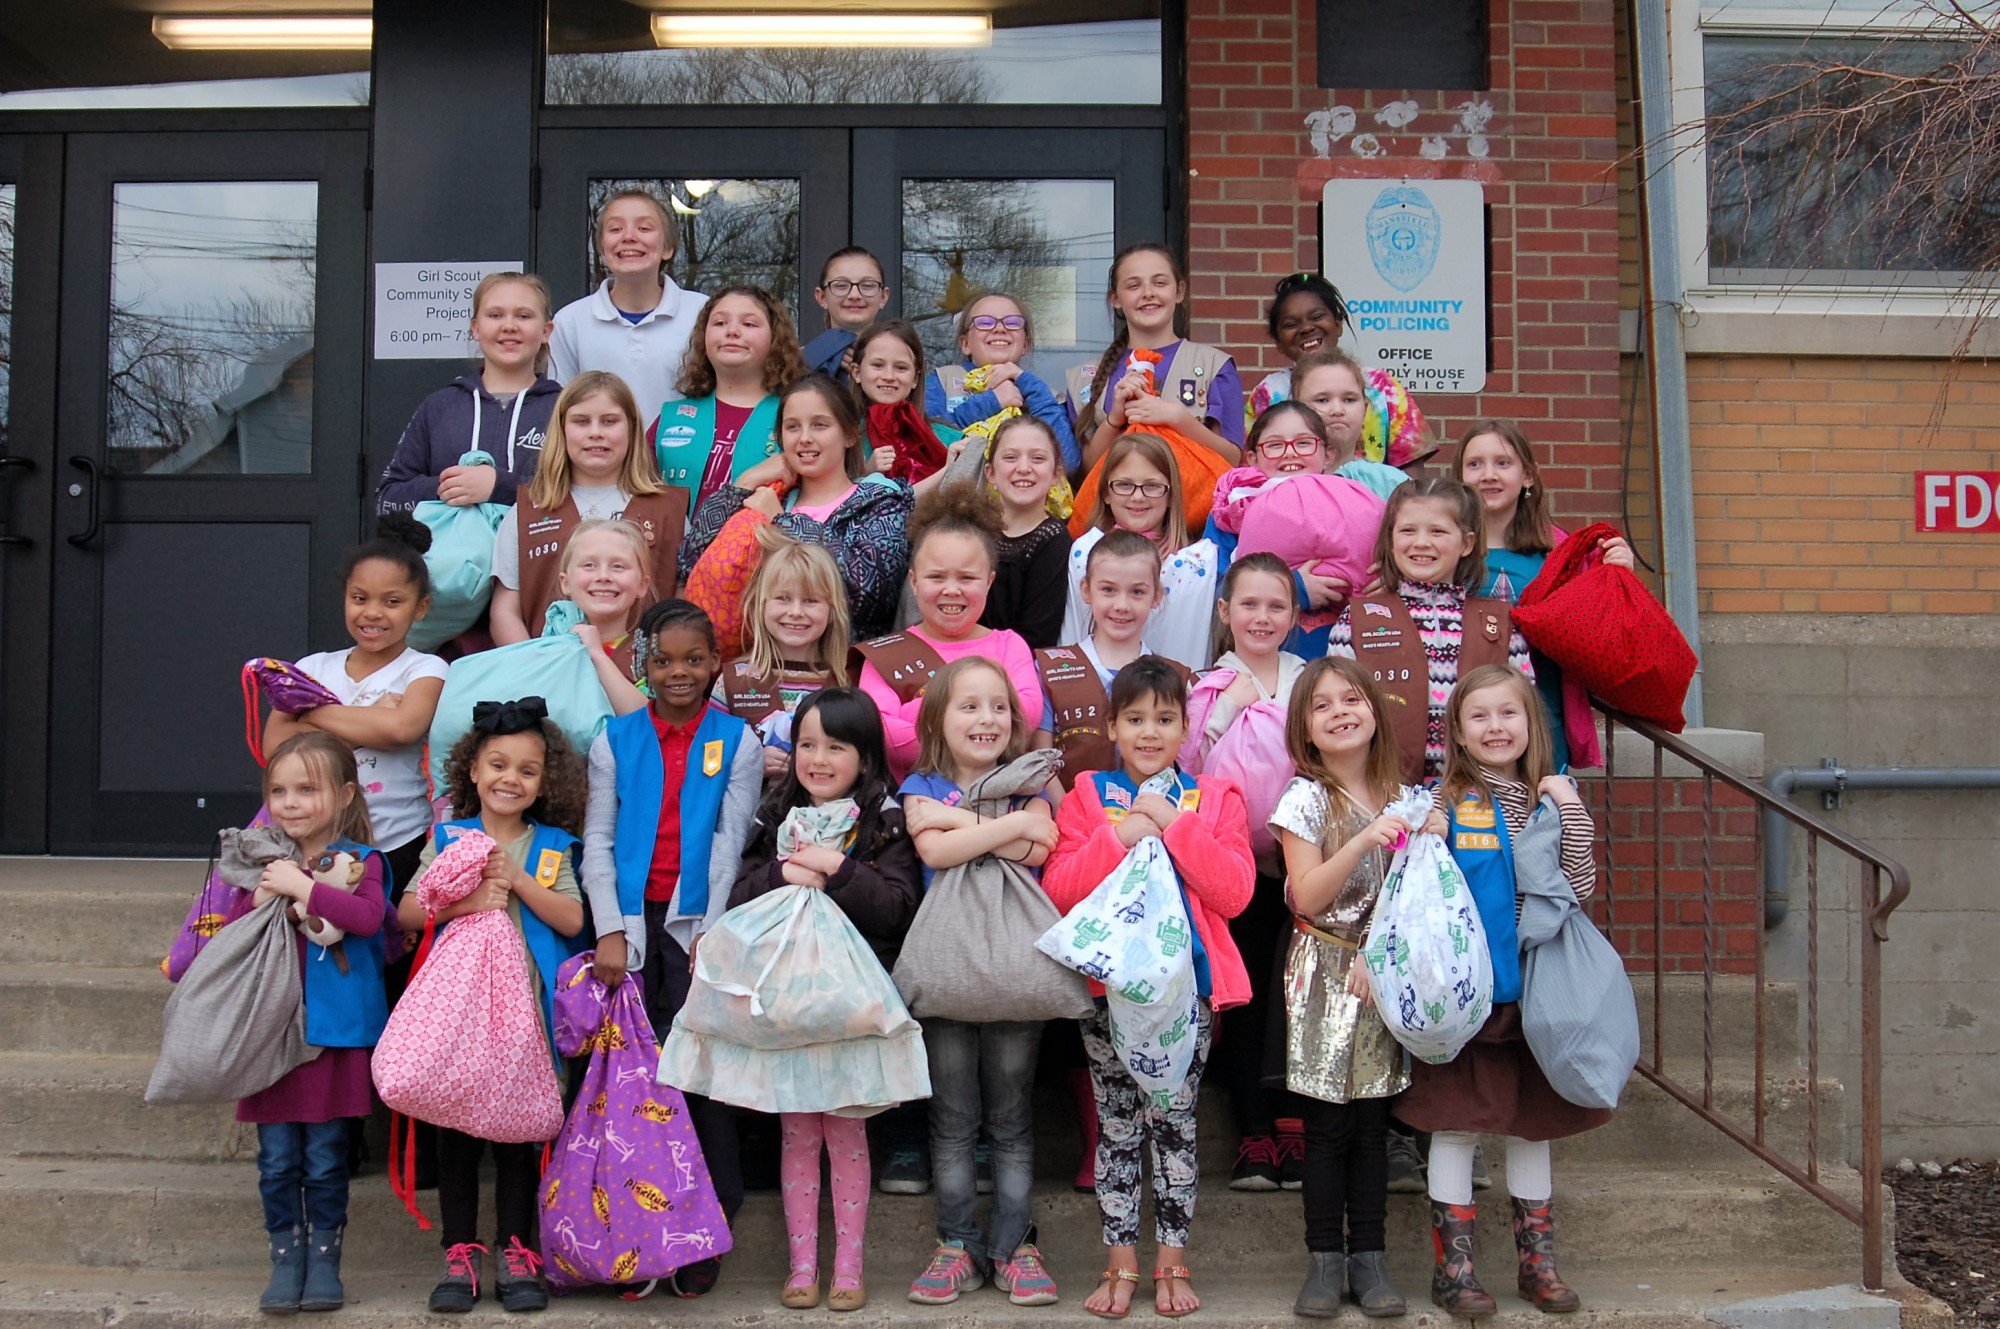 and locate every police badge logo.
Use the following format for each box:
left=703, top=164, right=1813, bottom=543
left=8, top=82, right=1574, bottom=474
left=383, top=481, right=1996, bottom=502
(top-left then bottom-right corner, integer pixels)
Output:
left=1366, top=185, right=1442, bottom=293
